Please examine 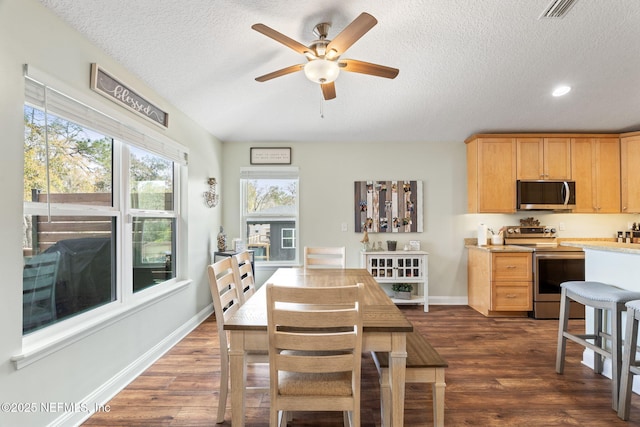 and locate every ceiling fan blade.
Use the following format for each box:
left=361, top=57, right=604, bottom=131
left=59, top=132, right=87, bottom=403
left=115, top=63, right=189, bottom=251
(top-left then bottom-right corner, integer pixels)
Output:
left=326, top=12, right=377, bottom=57
left=255, top=64, right=304, bottom=82
left=339, top=59, right=399, bottom=79
left=321, top=82, right=336, bottom=100
left=252, top=23, right=311, bottom=56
